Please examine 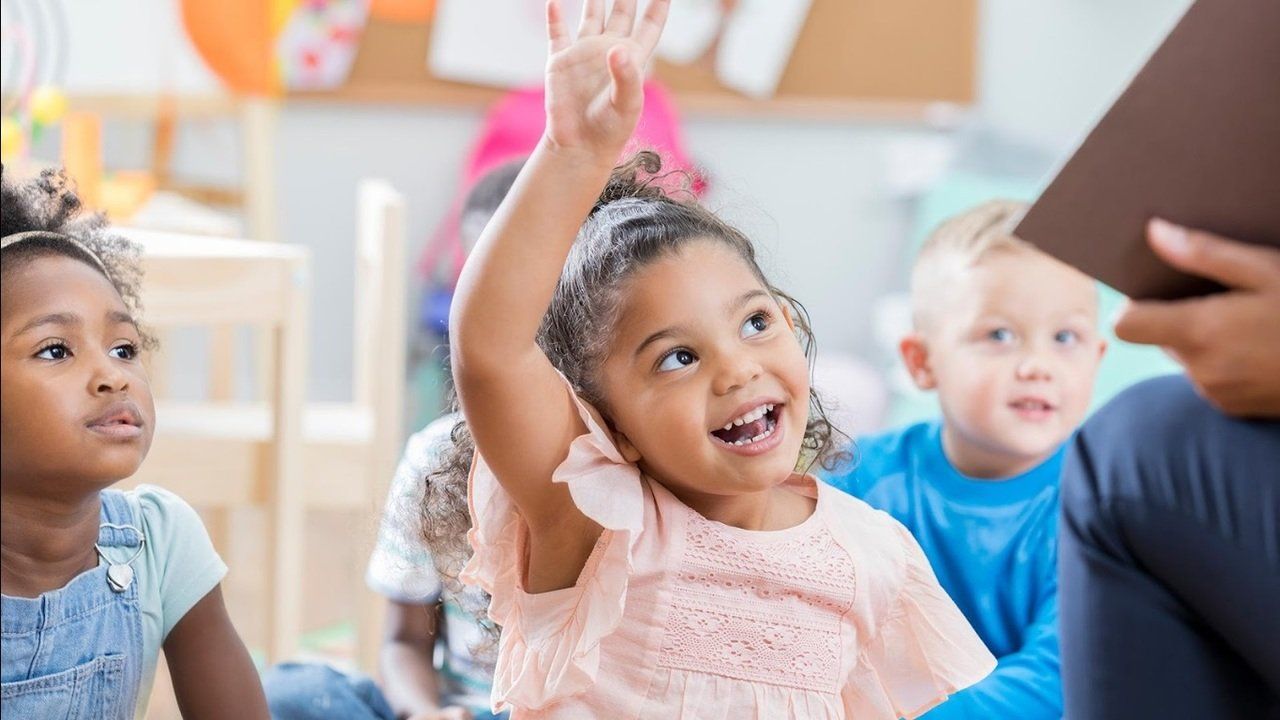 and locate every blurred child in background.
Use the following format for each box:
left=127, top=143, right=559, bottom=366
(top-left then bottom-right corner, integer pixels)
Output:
left=265, top=163, right=522, bottom=720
